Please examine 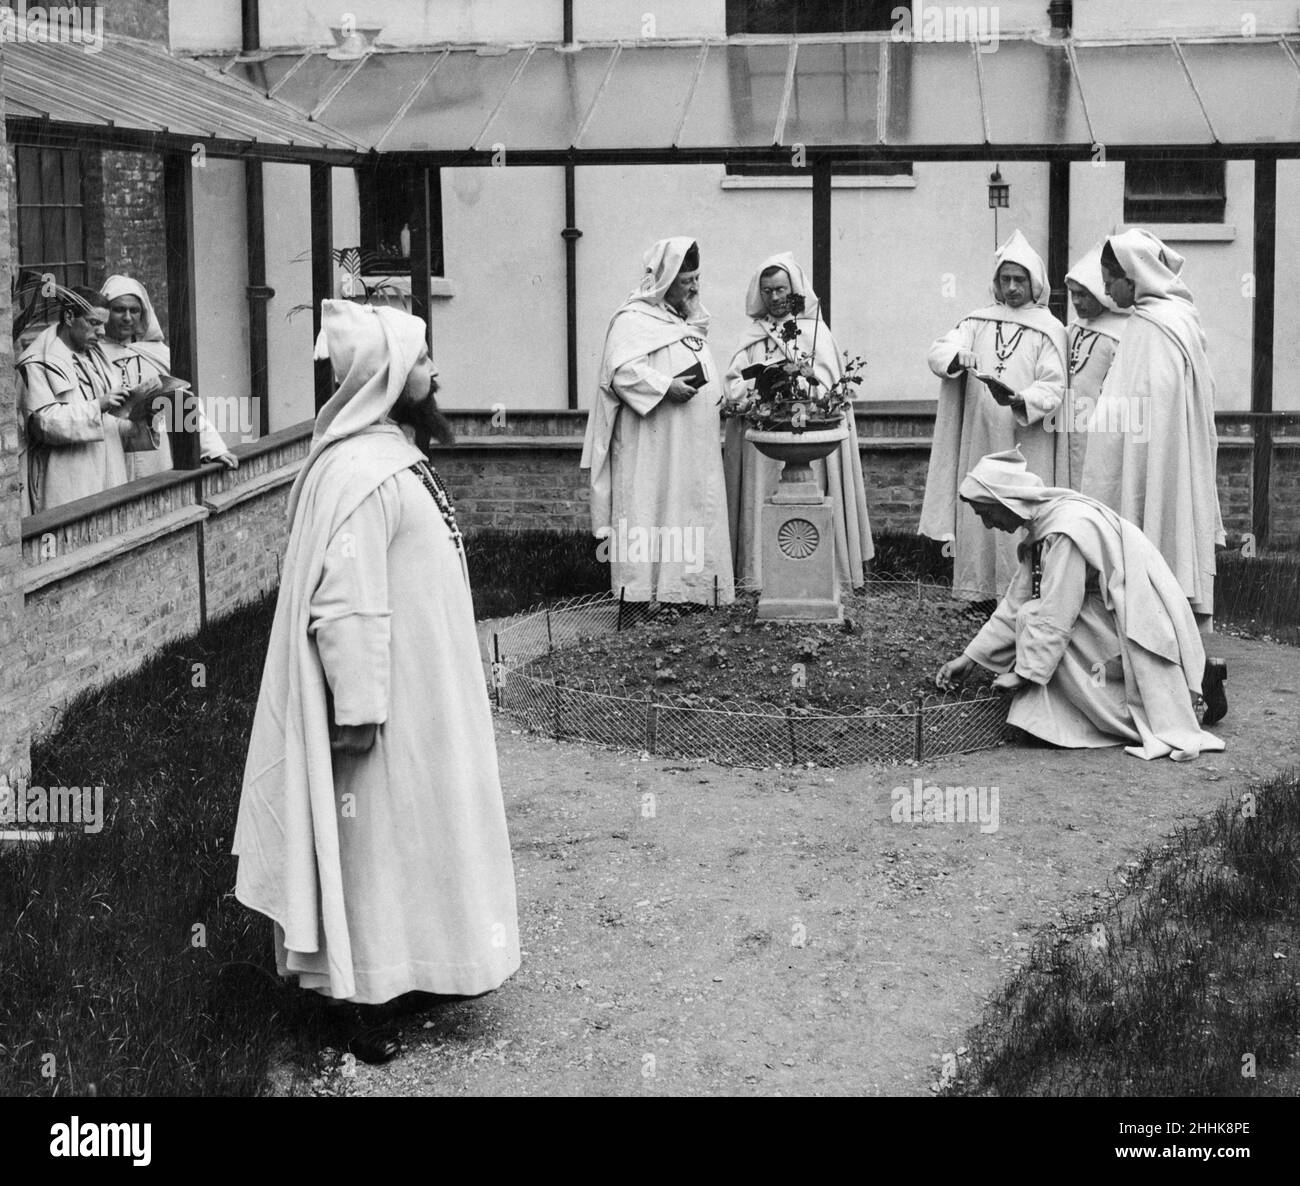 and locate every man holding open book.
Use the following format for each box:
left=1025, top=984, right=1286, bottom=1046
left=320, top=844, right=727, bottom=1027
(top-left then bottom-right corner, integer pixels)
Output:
left=581, top=237, right=734, bottom=605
